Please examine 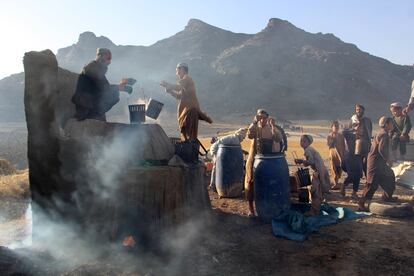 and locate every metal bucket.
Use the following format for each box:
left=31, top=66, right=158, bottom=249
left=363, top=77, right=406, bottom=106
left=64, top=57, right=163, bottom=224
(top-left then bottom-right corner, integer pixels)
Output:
left=129, top=104, right=146, bottom=124
left=146, top=98, right=164, bottom=119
